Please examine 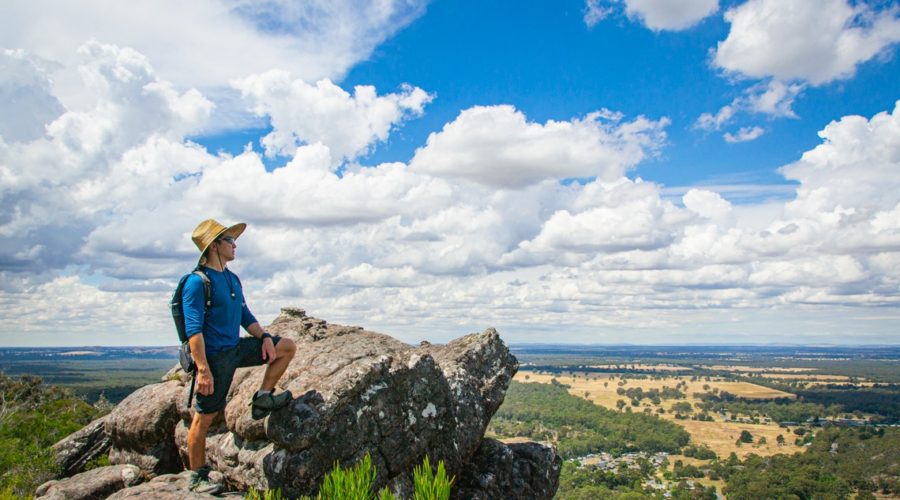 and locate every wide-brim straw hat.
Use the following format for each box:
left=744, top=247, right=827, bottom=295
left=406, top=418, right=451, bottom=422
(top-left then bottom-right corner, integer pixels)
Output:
left=191, top=219, right=246, bottom=263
